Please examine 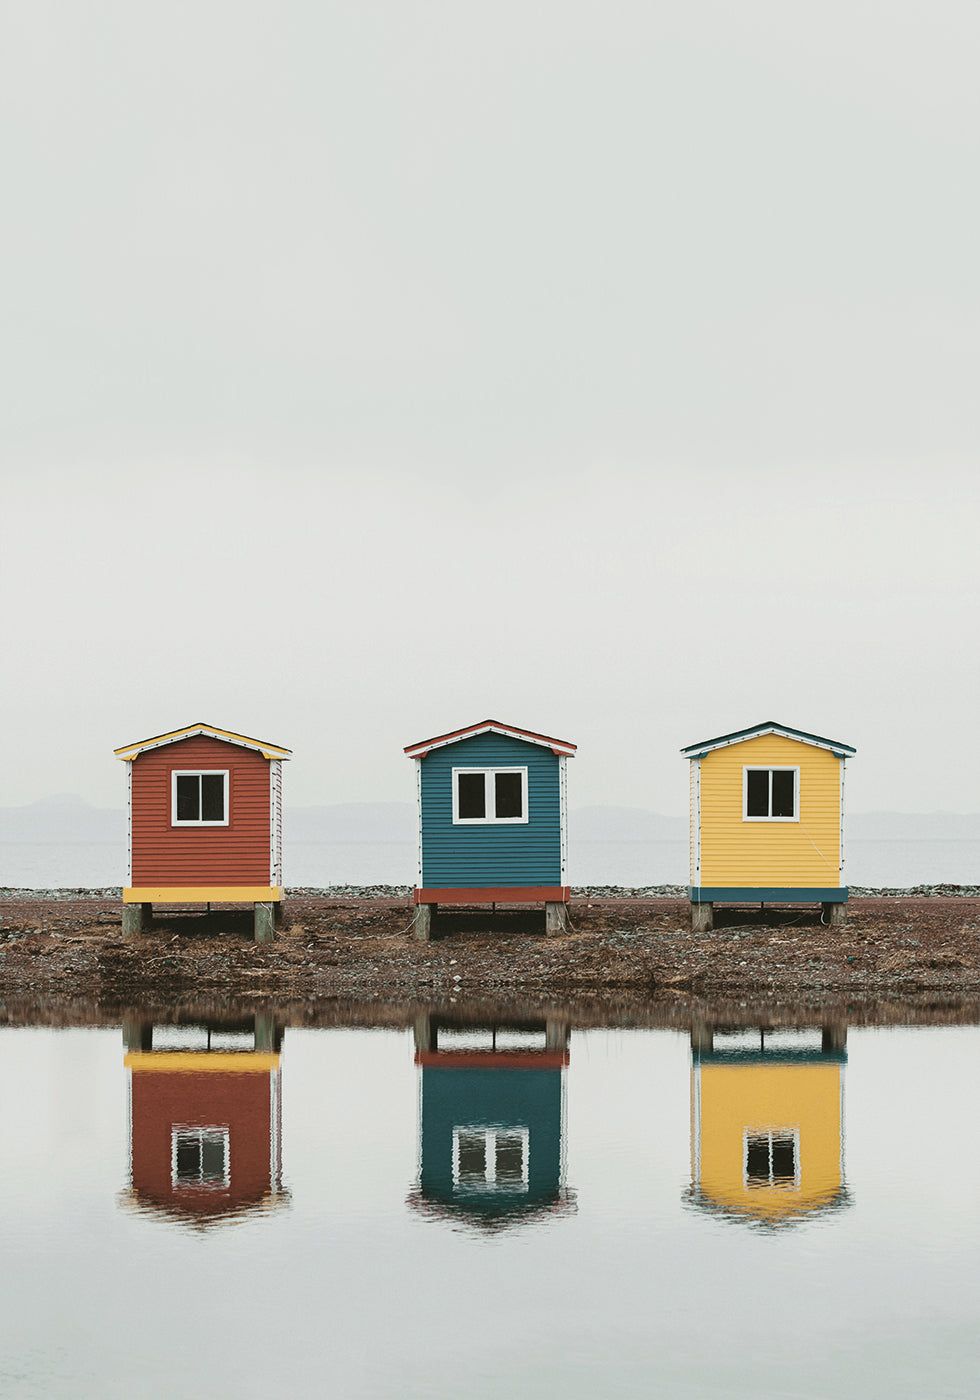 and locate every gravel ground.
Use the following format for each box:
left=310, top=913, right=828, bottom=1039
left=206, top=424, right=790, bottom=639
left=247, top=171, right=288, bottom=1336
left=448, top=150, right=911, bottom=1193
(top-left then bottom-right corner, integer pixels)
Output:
left=0, top=892, right=977, bottom=1019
